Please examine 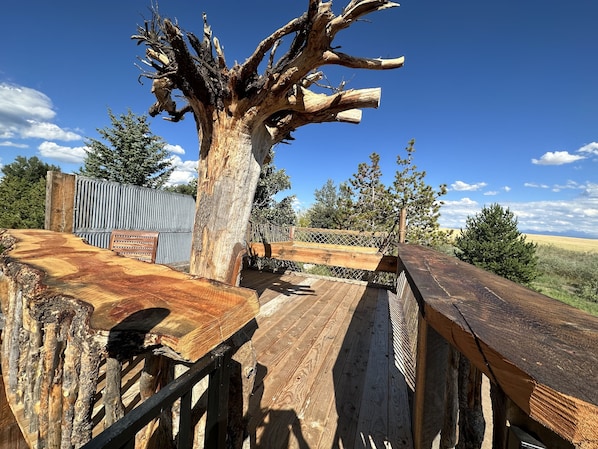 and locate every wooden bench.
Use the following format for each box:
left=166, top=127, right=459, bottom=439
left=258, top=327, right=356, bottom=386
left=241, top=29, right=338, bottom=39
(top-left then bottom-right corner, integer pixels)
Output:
left=109, top=229, right=159, bottom=263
